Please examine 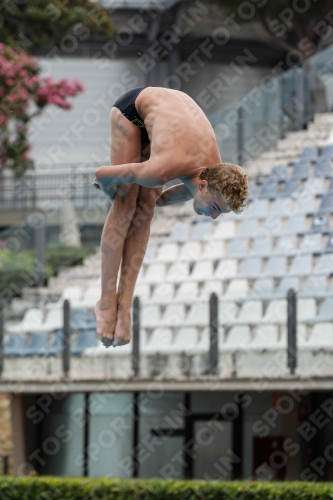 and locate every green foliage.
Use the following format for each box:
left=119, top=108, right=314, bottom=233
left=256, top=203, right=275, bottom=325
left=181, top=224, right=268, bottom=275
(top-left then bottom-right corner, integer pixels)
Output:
left=0, top=0, right=114, bottom=49
left=45, top=244, right=93, bottom=276
left=0, top=478, right=333, bottom=500
left=0, top=245, right=93, bottom=296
